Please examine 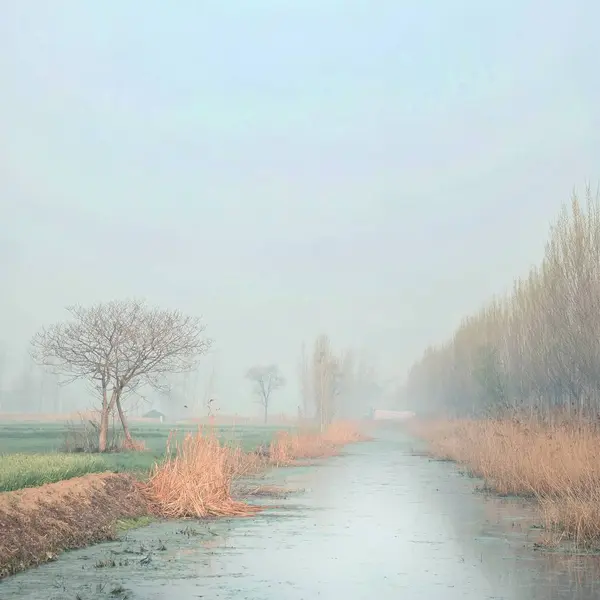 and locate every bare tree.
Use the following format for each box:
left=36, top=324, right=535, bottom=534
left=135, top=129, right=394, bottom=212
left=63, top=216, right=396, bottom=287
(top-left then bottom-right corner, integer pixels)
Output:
left=246, top=364, right=285, bottom=424
left=31, top=299, right=213, bottom=451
